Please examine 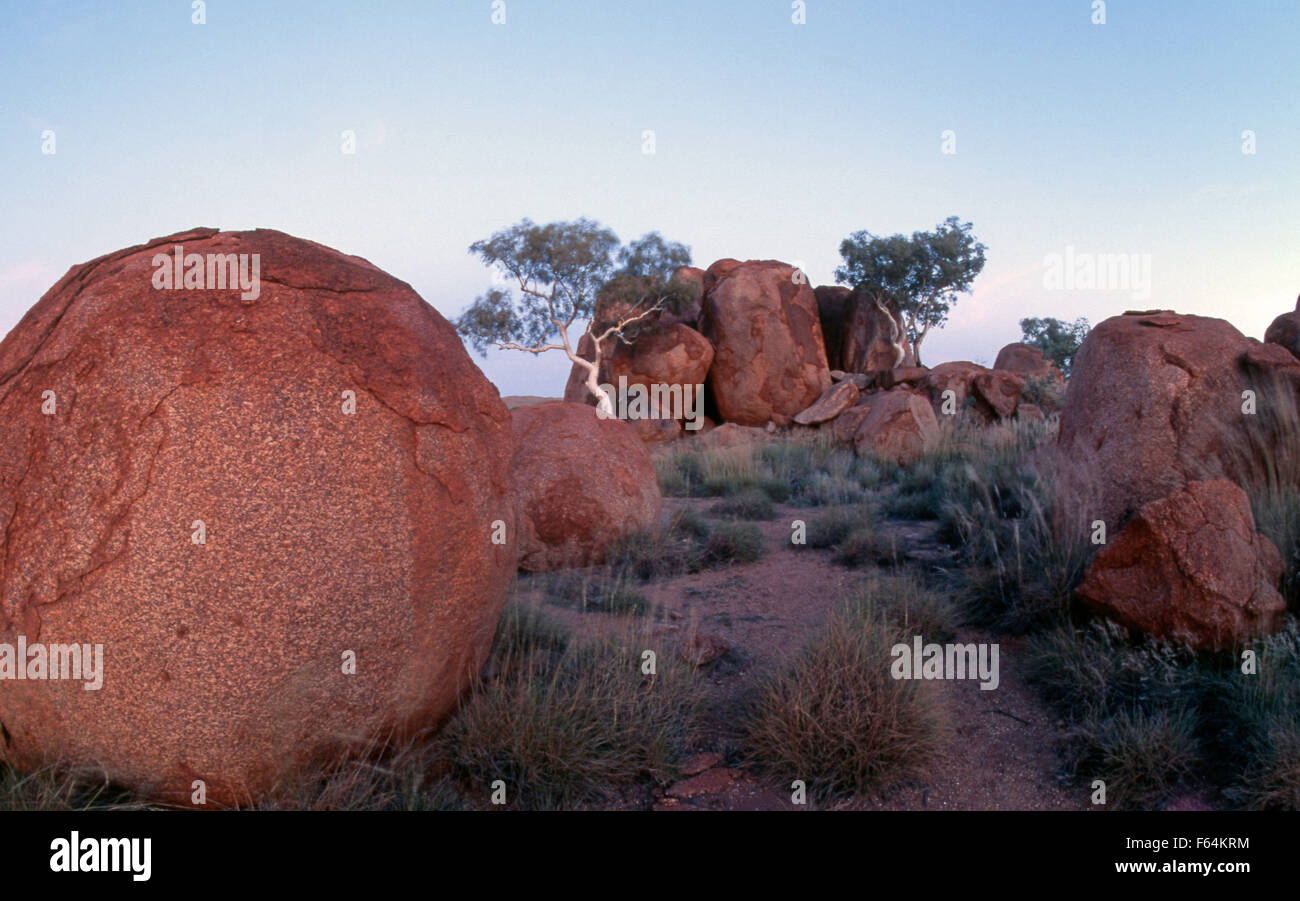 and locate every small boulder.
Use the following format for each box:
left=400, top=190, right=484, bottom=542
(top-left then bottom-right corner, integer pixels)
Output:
left=830, top=404, right=873, bottom=444
left=852, top=390, right=939, bottom=464
left=794, top=380, right=861, bottom=425
left=1075, top=480, right=1286, bottom=650
left=971, top=370, right=1026, bottom=420
left=511, top=402, right=662, bottom=571
left=993, top=343, right=1065, bottom=386
left=1265, top=311, right=1300, bottom=360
